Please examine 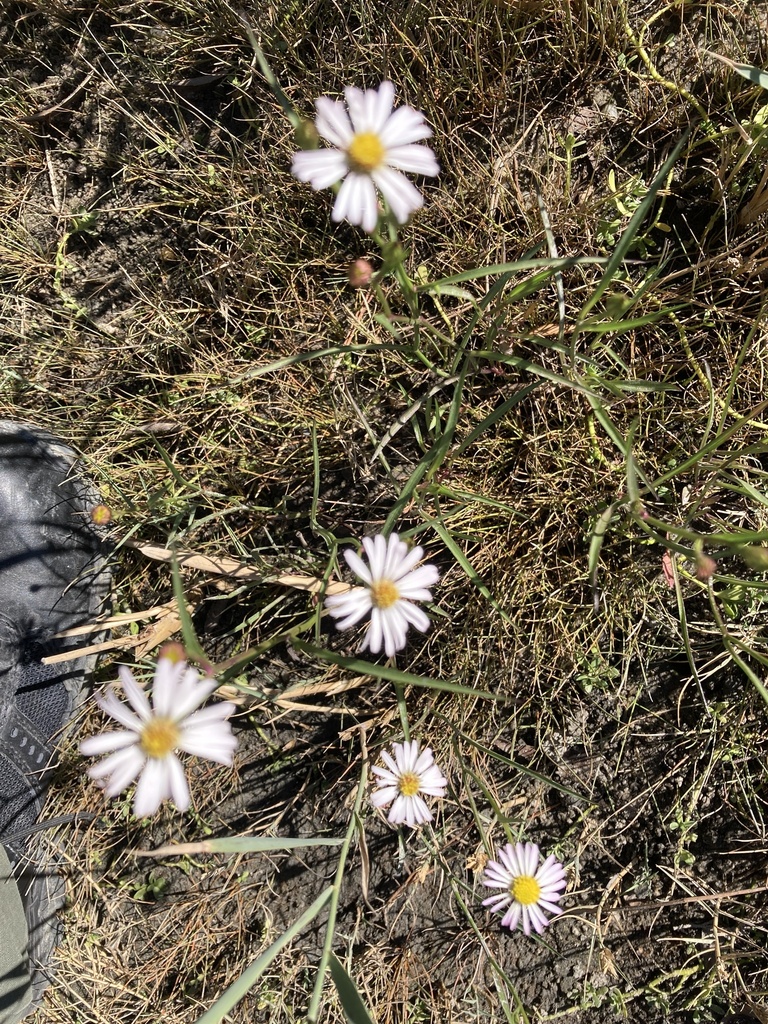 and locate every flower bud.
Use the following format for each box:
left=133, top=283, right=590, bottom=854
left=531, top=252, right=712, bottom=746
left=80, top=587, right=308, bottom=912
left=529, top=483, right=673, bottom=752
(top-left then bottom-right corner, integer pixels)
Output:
left=695, top=552, right=717, bottom=580
left=90, top=503, right=112, bottom=525
left=294, top=119, right=319, bottom=151
left=158, top=642, right=187, bottom=665
left=348, top=258, right=373, bottom=288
